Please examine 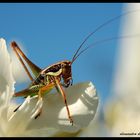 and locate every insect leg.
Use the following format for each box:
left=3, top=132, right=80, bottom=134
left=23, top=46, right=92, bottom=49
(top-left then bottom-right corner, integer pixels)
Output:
left=54, top=77, right=73, bottom=125
left=10, top=41, right=42, bottom=80
left=34, top=89, right=43, bottom=119
left=13, top=104, right=21, bottom=112
left=13, top=85, right=42, bottom=112
left=34, top=82, right=55, bottom=119
left=13, top=83, right=54, bottom=114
